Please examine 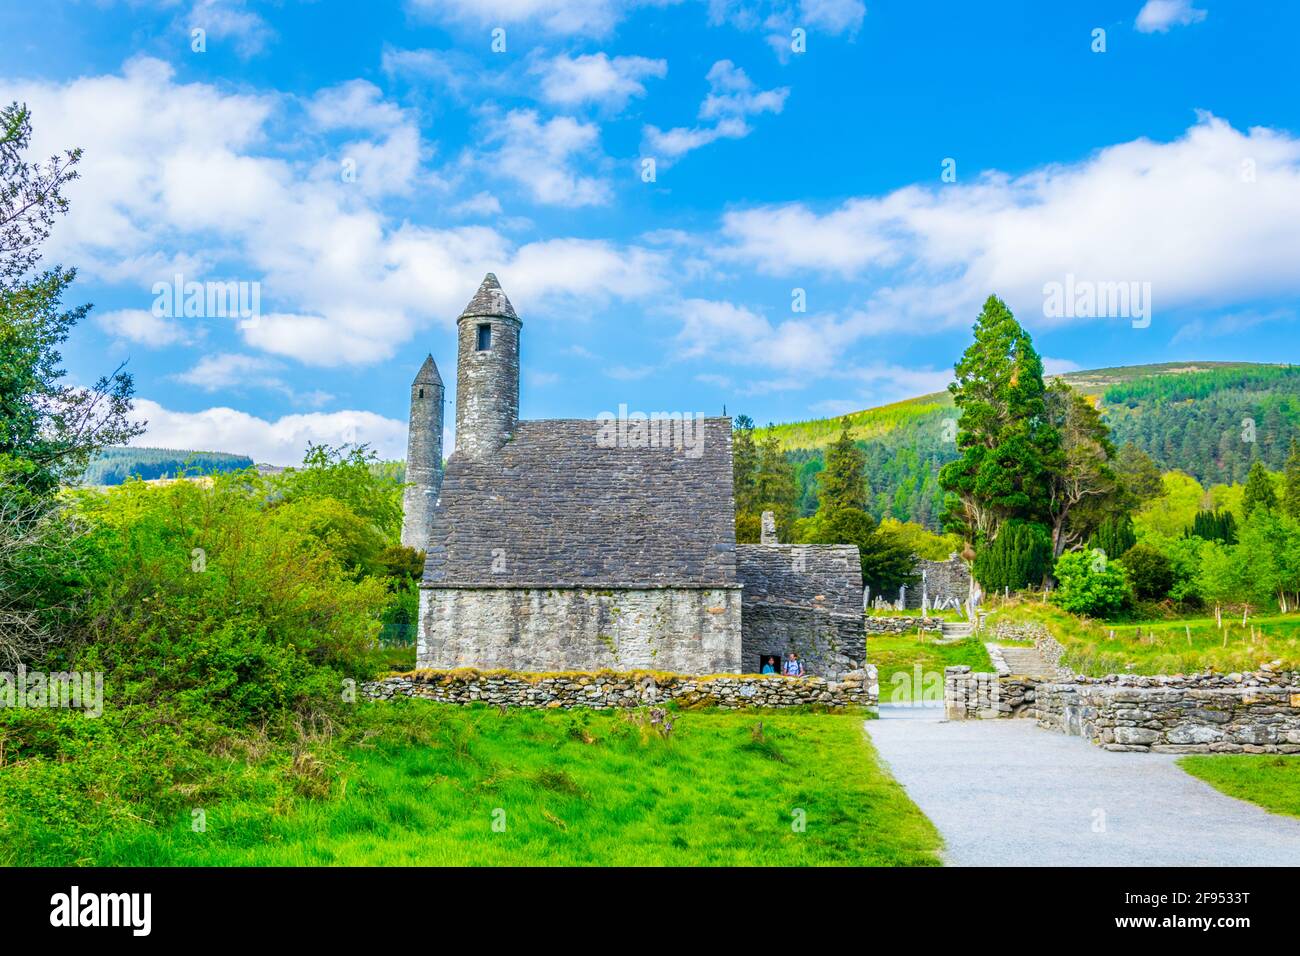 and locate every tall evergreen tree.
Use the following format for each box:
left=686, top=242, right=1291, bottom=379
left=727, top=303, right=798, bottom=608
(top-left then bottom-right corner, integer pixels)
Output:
left=939, top=295, right=1059, bottom=544
left=818, top=421, right=868, bottom=512
left=1043, top=378, right=1121, bottom=559
left=731, top=415, right=759, bottom=513
left=1242, top=460, right=1278, bottom=518
left=753, top=428, right=799, bottom=537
